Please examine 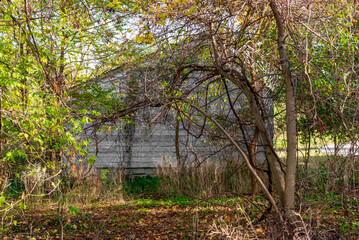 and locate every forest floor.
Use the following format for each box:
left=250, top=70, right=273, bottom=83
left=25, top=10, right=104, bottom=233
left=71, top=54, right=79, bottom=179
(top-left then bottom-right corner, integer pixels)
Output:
left=2, top=190, right=359, bottom=240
